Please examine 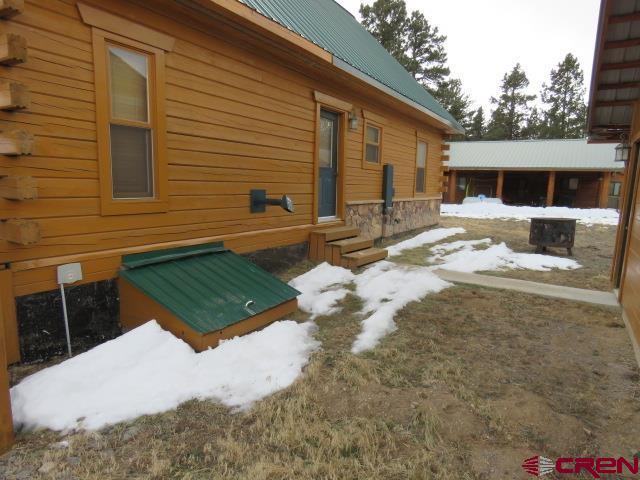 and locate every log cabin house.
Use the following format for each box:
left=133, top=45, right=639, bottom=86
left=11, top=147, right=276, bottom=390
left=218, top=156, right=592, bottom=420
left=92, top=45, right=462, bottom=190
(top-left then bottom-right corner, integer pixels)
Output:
left=0, top=0, right=462, bottom=369
left=444, top=139, right=624, bottom=209
left=589, top=0, right=640, bottom=367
